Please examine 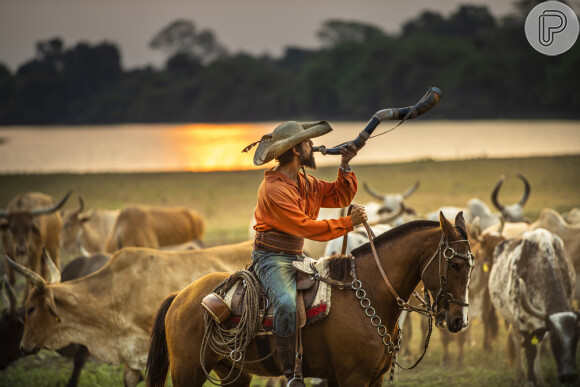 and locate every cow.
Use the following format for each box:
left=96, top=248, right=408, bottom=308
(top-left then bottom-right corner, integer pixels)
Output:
left=490, top=173, right=531, bottom=223
left=104, top=204, right=206, bottom=254
left=0, top=191, right=71, bottom=300
left=6, top=240, right=253, bottom=387
left=0, top=253, right=110, bottom=386
left=426, top=174, right=532, bottom=229
left=60, top=195, right=119, bottom=256
left=489, top=228, right=578, bottom=385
